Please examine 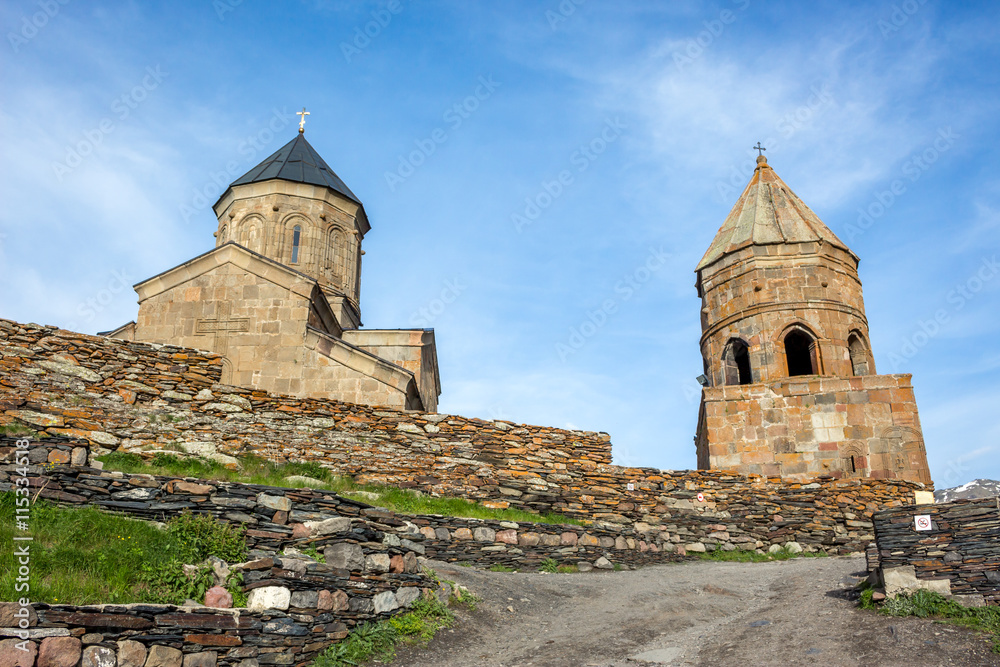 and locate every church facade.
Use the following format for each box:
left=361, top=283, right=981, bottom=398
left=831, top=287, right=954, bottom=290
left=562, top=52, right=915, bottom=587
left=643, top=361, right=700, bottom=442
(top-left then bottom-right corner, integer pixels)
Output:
left=106, top=128, right=440, bottom=412
left=694, top=154, right=931, bottom=484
